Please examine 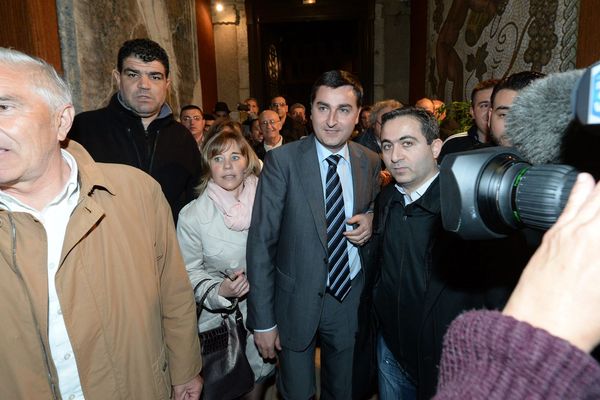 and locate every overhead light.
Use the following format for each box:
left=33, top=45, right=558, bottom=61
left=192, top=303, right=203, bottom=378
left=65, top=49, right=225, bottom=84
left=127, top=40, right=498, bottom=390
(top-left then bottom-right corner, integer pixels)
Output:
left=212, top=3, right=240, bottom=25
left=303, top=0, right=316, bottom=4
